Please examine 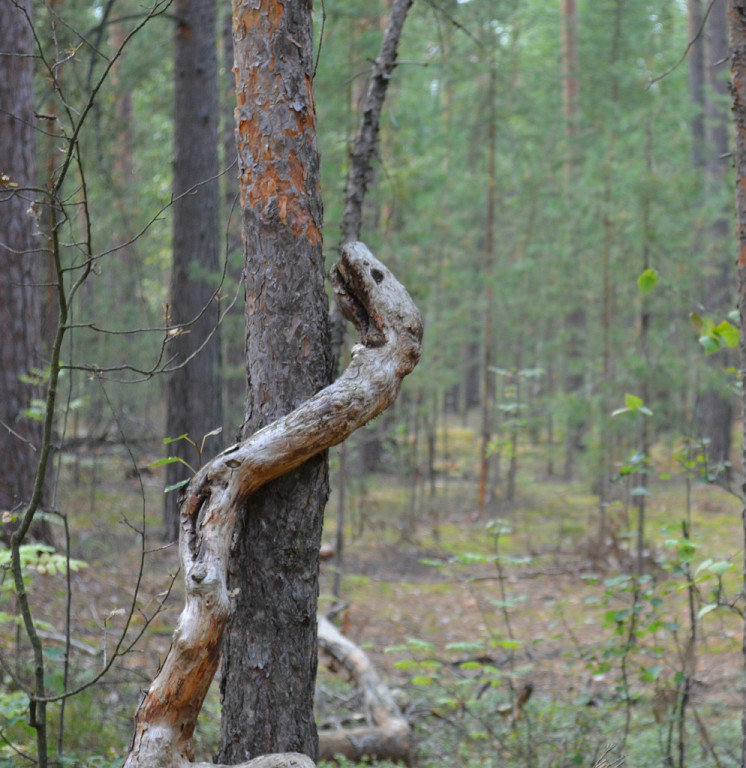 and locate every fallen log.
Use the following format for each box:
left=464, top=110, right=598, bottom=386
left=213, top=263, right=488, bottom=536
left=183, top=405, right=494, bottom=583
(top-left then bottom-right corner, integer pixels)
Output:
left=317, top=616, right=411, bottom=762
left=123, top=242, right=422, bottom=768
